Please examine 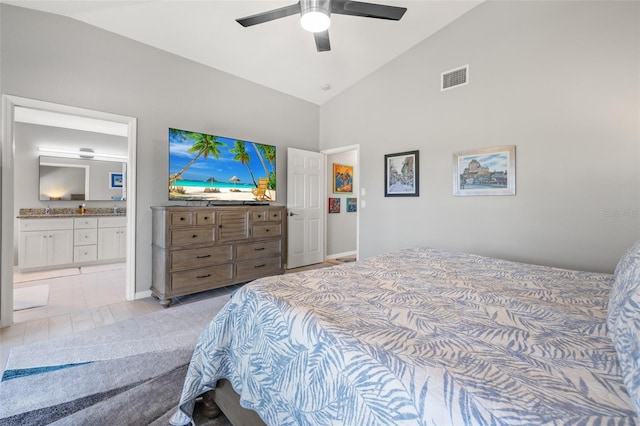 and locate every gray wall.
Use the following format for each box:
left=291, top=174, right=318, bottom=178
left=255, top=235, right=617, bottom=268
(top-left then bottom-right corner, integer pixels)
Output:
left=319, top=1, right=640, bottom=273
left=327, top=150, right=357, bottom=257
left=1, top=4, right=319, bottom=294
